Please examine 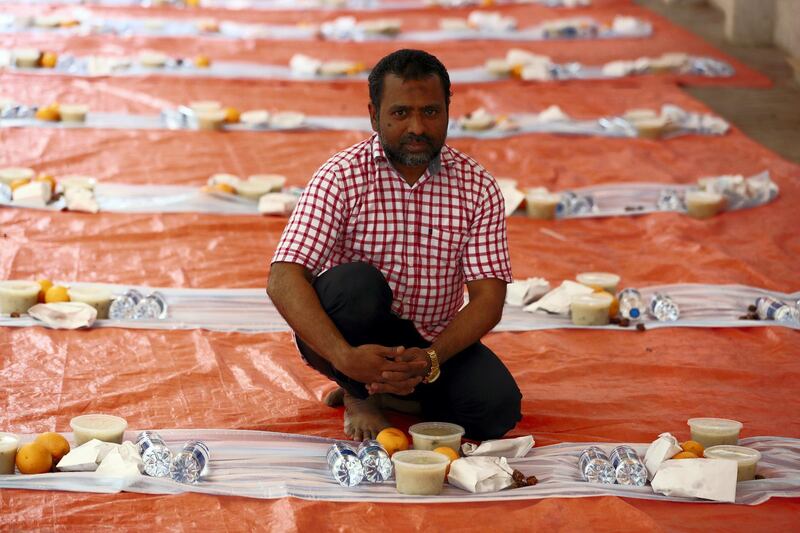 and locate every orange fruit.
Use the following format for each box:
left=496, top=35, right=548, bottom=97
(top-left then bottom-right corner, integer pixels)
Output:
left=375, top=427, right=409, bottom=457
left=223, top=107, right=240, bottom=123
left=433, top=446, right=459, bottom=477
left=10, top=178, right=31, bottom=191
left=34, top=432, right=70, bottom=464
left=510, top=65, right=524, bottom=79
left=37, top=279, right=53, bottom=303
left=35, top=105, right=60, bottom=122
left=194, top=54, right=211, bottom=68
left=209, top=183, right=236, bottom=194
left=593, top=289, right=619, bottom=317
left=672, top=451, right=699, bottom=459
left=40, top=52, right=58, bottom=68
left=680, top=440, right=705, bottom=457
left=15, top=442, right=52, bottom=474
left=35, top=173, right=57, bottom=194
left=345, top=62, right=365, bottom=75
left=45, top=285, right=70, bottom=303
